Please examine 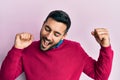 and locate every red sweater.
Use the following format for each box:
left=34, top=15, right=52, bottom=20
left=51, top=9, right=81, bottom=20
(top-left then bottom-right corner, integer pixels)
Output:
left=0, top=40, right=113, bottom=80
